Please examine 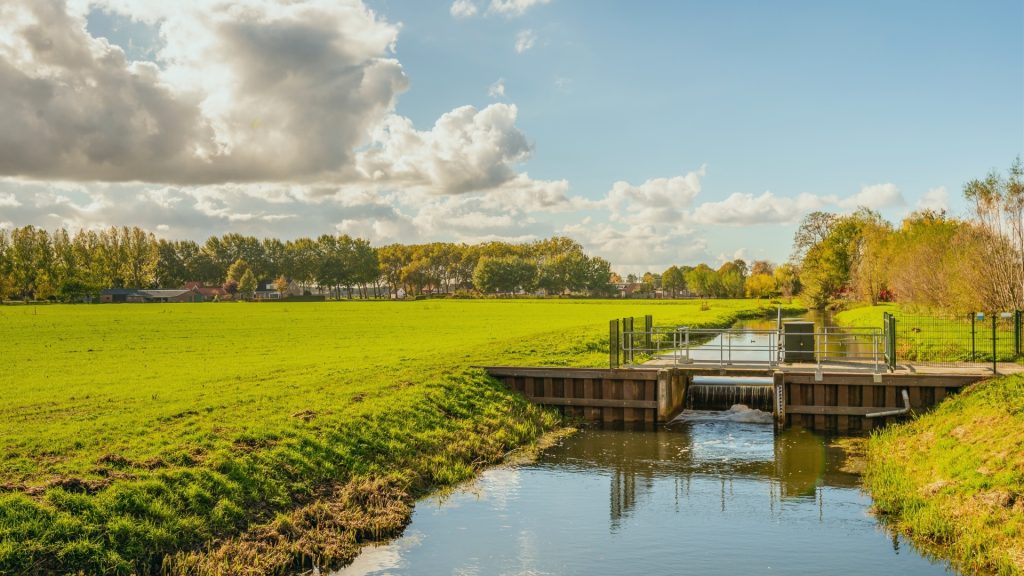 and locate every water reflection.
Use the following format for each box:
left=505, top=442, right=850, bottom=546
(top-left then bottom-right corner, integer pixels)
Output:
left=336, top=419, right=953, bottom=576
